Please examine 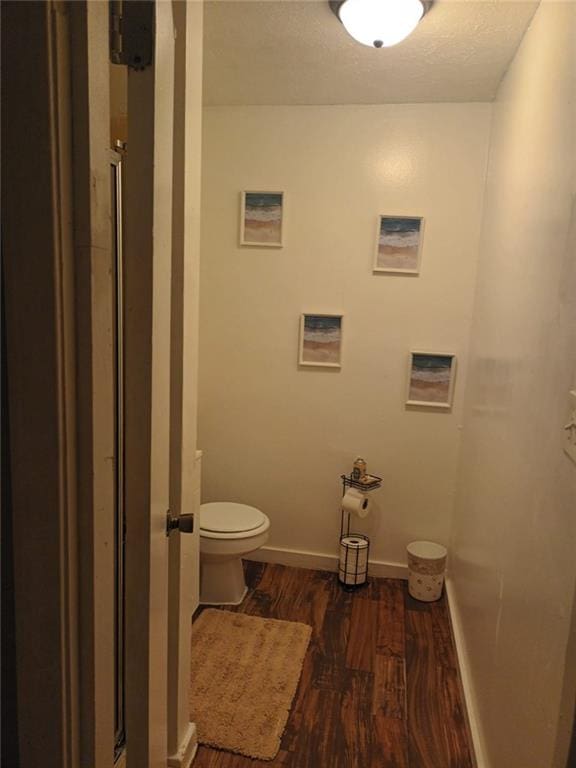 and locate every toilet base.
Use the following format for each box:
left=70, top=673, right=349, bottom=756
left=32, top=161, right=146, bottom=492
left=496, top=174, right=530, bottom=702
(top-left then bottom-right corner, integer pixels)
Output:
left=200, top=557, right=248, bottom=605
